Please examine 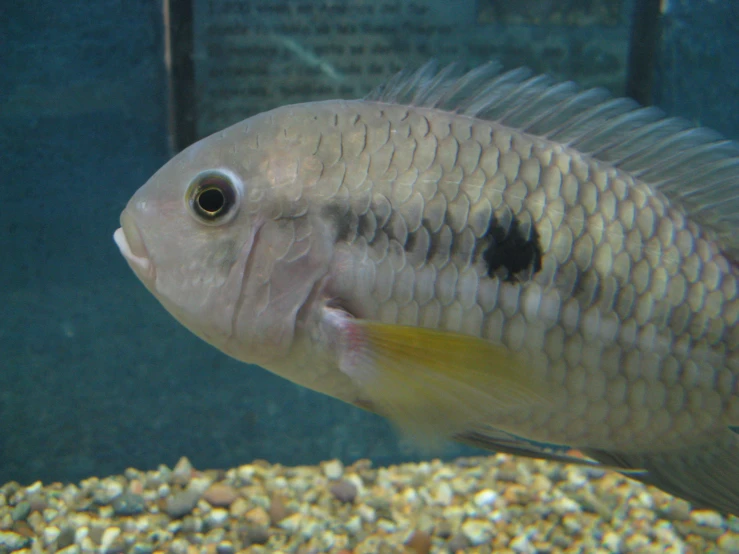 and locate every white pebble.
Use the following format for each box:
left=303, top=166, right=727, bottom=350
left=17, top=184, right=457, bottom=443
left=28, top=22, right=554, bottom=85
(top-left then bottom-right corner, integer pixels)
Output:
left=461, top=519, right=492, bottom=546
left=473, top=489, right=498, bottom=507
left=237, top=465, right=255, bottom=483
left=377, top=519, right=397, bottom=533
left=552, top=497, right=581, bottom=515
left=690, top=510, right=724, bottom=528
left=637, top=491, right=655, bottom=508
left=345, top=473, right=365, bottom=496
left=26, top=481, right=43, bottom=494
left=43, top=526, right=60, bottom=546
left=601, top=531, right=622, bottom=552
left=566, top=471, right=587, bottom=488
left=74, top=526, right=89, bottom=544
left=189, top=476, right=213, bottom=495
left=323, top=459, right=344, bottom=480
left=345, top=515, right=362, bottom=534
left=402, top=487, right=419, bottom=505
left=357, top=504, right=376, bottom=523
left=432, top=482, right=454, bottom=506
left=100, top=527, right=121, bottom=550
left=207, top=508, right=229, bottom=526
left=272, top=476, right=288, bottom=489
